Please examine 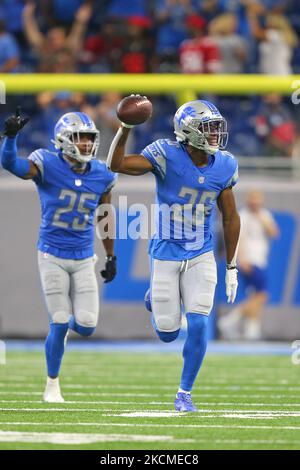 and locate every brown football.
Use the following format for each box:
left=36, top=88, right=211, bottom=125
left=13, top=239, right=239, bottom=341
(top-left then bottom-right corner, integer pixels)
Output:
left=116, top=95, right=152, bottom=125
